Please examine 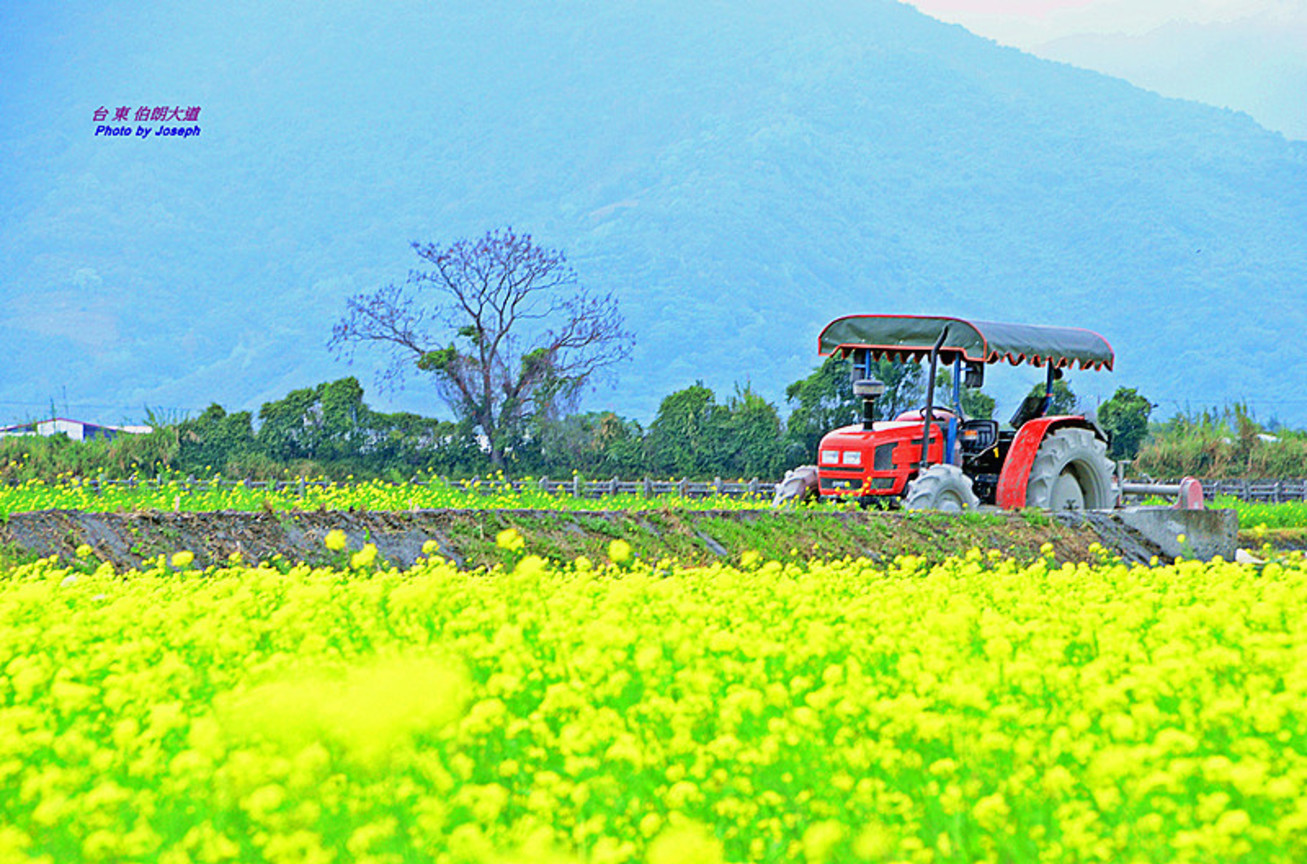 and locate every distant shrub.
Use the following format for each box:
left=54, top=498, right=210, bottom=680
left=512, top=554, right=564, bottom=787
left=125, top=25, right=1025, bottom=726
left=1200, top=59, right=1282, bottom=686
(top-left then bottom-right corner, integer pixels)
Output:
left=1134, top=404, right=1307, bottom=478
